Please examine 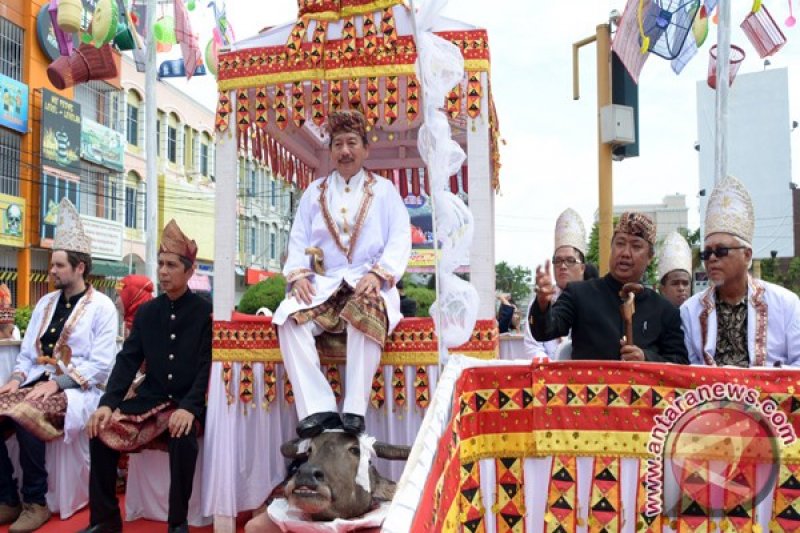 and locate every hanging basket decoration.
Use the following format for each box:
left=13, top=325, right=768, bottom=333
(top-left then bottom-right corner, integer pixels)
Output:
left=707, top=44, right=746, bottom=89
left=57, top=0, right=84, bottom=34
left=91, top=0, right=119, bottom=47
left=740, top=3, right=787, bottom=58
left=637, top=0, right=701, bottom=59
